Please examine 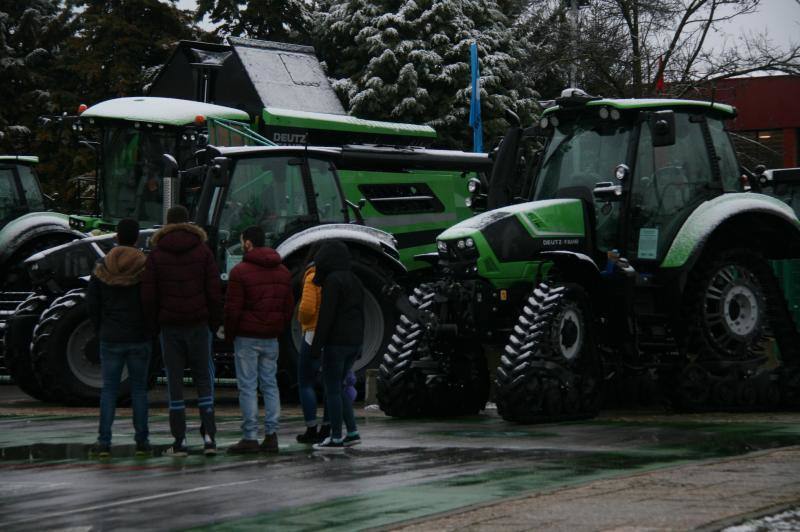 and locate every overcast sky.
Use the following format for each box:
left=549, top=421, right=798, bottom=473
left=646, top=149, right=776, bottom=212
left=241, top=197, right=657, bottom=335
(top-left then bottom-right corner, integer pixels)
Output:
left=174, top=0, right=800, bottom=51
